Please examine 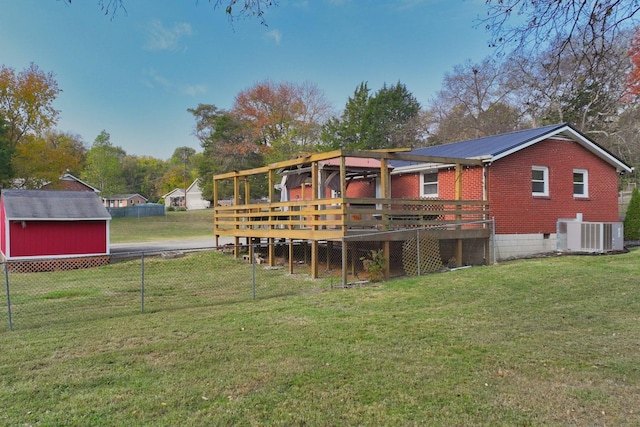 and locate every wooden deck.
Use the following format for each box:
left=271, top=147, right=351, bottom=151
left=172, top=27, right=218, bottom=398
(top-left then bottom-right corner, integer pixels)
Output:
left=212, top=149, right=492, bottom=282
left=214, top=197, right=490, bottom=241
